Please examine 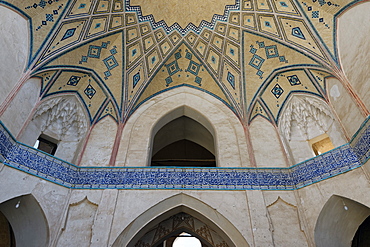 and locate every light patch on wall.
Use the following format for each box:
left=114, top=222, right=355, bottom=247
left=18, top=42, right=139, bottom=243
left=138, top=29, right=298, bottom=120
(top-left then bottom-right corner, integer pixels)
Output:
left=309, top=133, right=334, bottom=155
left=329, top=84, right=340, bottom=99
